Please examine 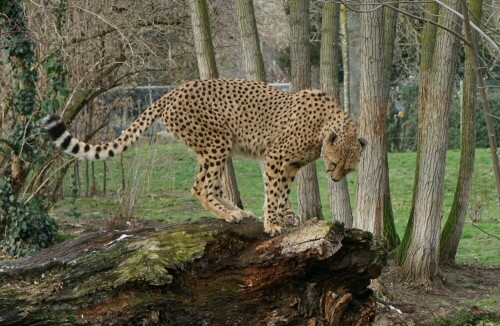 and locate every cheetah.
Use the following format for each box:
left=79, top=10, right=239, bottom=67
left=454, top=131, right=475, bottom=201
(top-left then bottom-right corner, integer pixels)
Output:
left=42, top=78, right=366, bottom=236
